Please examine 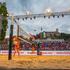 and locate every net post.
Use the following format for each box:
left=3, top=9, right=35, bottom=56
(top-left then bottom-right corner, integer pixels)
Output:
left=8, top=15, right=14, bottom=60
